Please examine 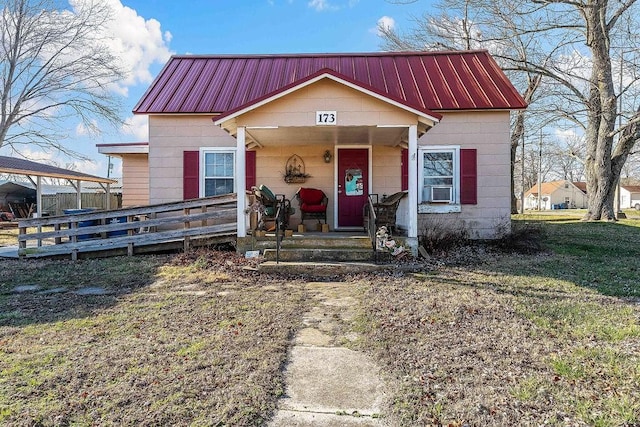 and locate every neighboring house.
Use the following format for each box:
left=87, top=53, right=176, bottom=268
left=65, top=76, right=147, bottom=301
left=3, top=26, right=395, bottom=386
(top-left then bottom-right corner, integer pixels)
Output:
left=101, top=50, right=526, bottom=250
left=524, top=180, right=588, bottom=210
left=620, top=185, right=640, bottom=209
